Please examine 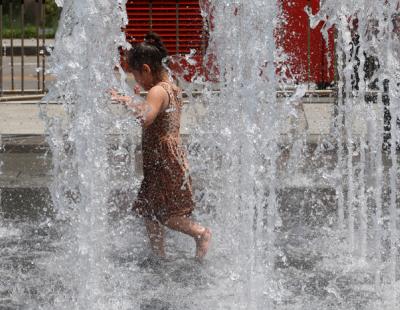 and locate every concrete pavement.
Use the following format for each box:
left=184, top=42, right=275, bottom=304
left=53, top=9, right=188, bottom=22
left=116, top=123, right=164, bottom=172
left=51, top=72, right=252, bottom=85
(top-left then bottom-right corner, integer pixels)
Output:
left=0, top=97, right=336, bottom=136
